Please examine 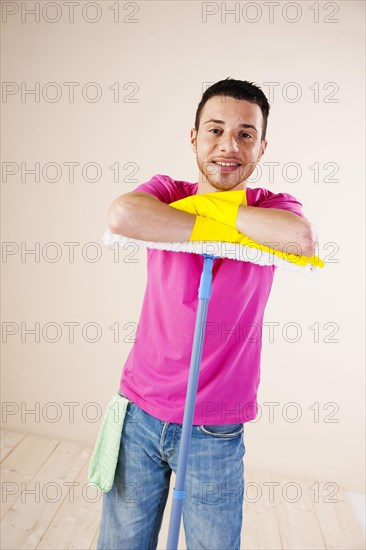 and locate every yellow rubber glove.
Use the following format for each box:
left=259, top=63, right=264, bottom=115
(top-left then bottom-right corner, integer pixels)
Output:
left=191, top=215, right=244, bottom=242
left=169, top=189, right=246, bottom=230
left=169, top=193, right=324, bottom=269
left=192, top=215, right=323, bottom=267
